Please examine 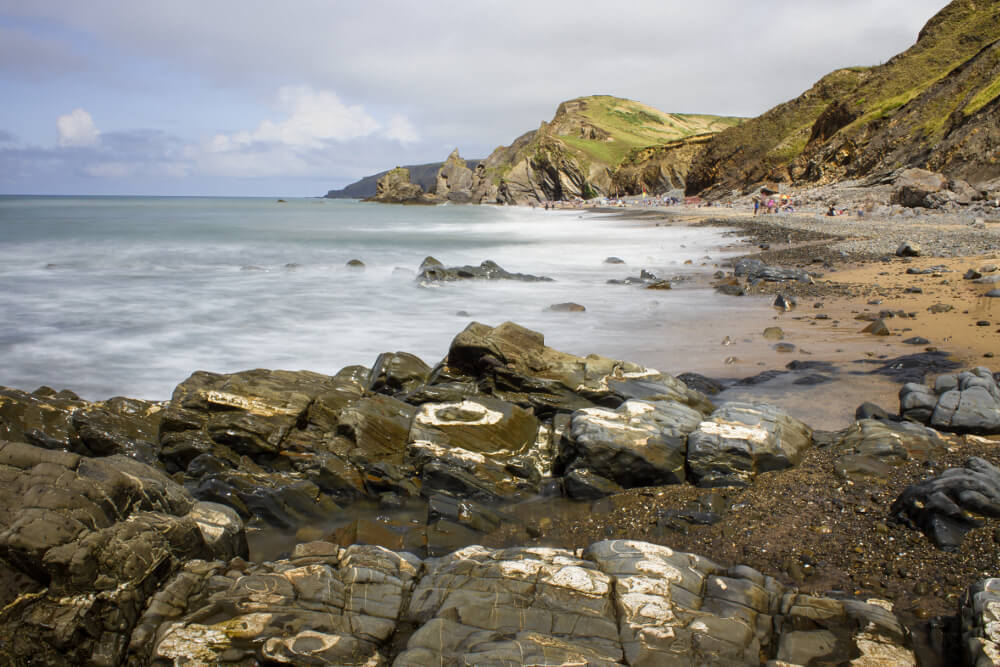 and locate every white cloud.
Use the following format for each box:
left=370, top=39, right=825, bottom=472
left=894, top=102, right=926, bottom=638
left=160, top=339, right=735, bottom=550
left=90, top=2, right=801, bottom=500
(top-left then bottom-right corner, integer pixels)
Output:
left=57, top=108, right=100, bottom=147
left=188, top=85, right=420, bottom=178
left=384, top=114, right=419, bottom=144
left=214, top=85, right=380, bottom=150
